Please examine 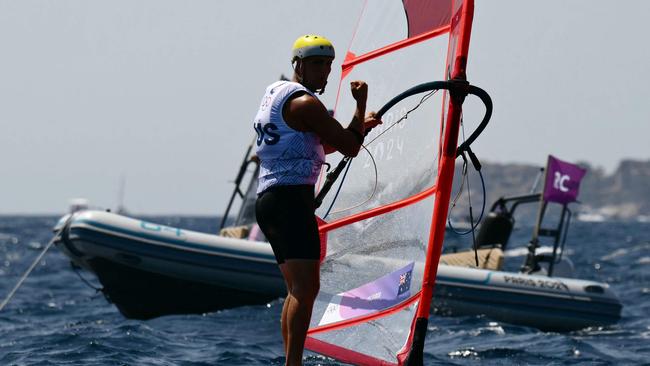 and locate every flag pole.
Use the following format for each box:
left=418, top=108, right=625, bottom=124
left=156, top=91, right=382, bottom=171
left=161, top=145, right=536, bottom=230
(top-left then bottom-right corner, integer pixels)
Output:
left=521, top=155, right=550, bottom=273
